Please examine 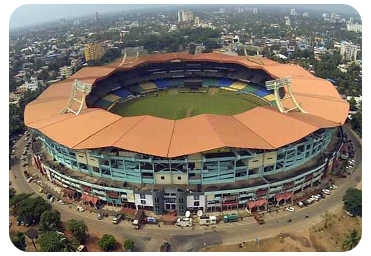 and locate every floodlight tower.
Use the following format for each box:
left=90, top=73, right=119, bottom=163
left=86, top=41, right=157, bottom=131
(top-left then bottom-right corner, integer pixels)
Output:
left=61, top=79, right=92, bottom=115
left=265, top=76, right=307, bottom=114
